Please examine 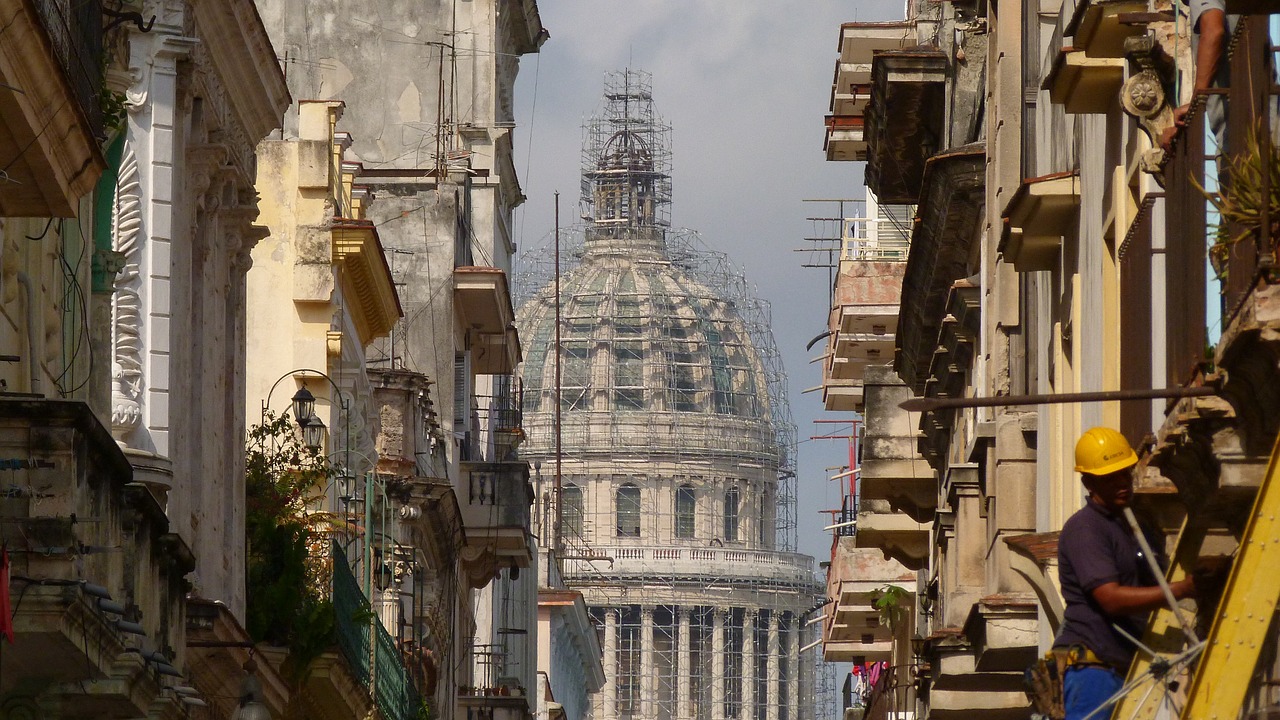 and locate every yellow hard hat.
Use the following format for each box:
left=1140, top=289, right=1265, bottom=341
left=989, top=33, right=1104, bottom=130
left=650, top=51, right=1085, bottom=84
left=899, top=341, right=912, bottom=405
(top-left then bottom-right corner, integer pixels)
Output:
left=1074, top=427, right=1138, bottom=476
